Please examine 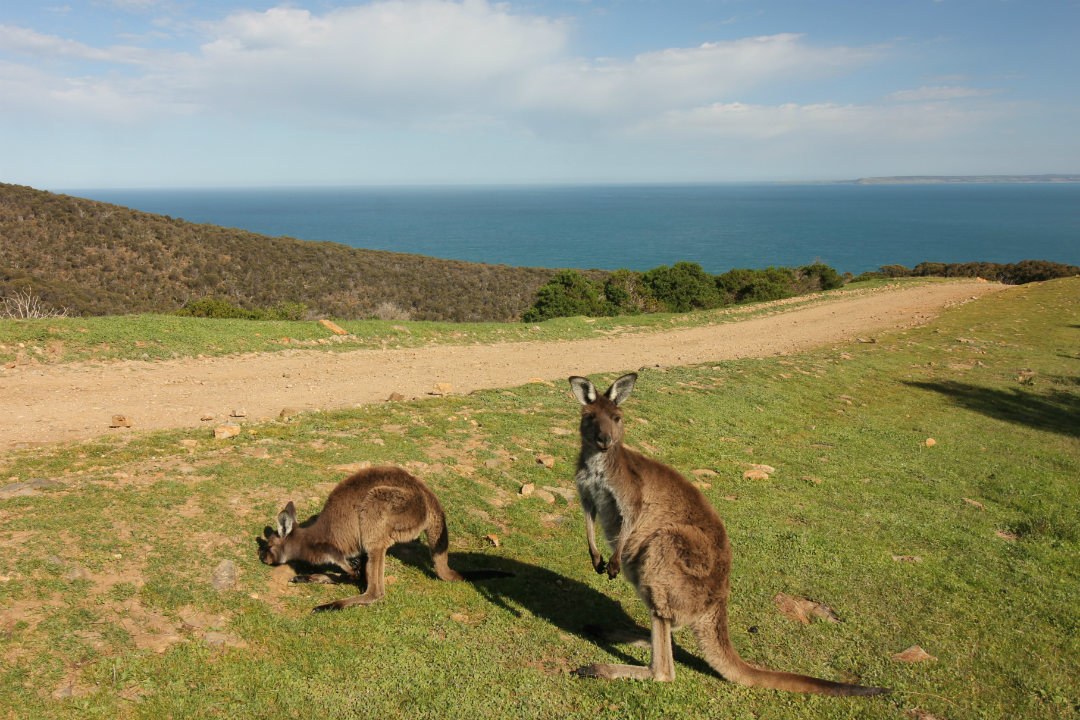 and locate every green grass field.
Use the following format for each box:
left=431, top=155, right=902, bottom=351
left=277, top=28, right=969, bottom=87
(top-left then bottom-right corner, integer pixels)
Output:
left=0, top=277, right=1077, bottom=720
left=0, top=276, right=908, bottom=366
